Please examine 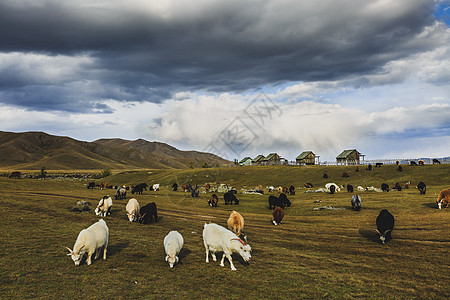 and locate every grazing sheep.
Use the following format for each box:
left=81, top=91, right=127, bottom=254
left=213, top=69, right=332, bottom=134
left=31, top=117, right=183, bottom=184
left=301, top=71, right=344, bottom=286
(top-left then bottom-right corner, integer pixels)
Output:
left=114, top=186, right=127, bottom=200
left=436, top=188, right=450, bottom=209
left=351, top=195, right=361, bottom=211
left=278, top=193, right=291, bottom=207
left=95, top=196, right=113, bottom=217
left=224, top=191, right=239, bottom=205
left=325, top=183, right=340, bottom=192
left=164, top=231, right=184, bottom=268
left=126, top=198, right=140, bottom=222
left=329, top=185, right=336, bottom=194
left=272, top=207, right=284, bottom=225
left=347, top=184, right=354, bottom=193
left=138, top=202, right=158, bottom=224
left=417, top=182, right=426, bottom=195
left=376, top=209, right=395, bottom=244
left=357, top=185, right=365, bottom=192
left=66, top=219, right=109, bottom=266
left=227, top=211, right=244, bottom=236
left=268, top=195, right=285, bottom=209
left=203, top=223, right=251, bottom=271
left=381, top=183, right=390, bottom=192
left=208, top=194, right=219, bottom=207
